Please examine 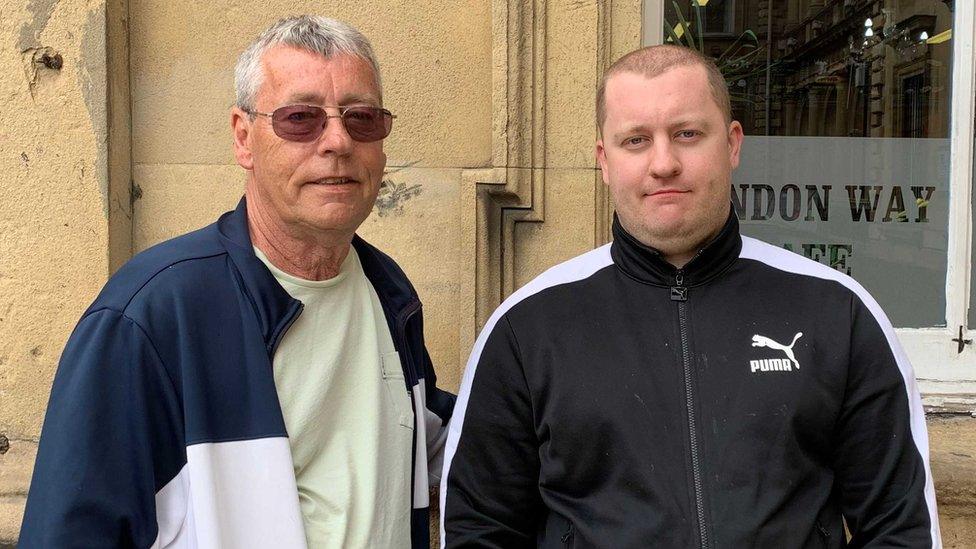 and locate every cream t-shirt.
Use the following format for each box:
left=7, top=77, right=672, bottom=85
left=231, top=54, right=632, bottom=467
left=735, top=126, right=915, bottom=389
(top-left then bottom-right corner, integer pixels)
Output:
left=255, top=246, right=414, bottom=549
